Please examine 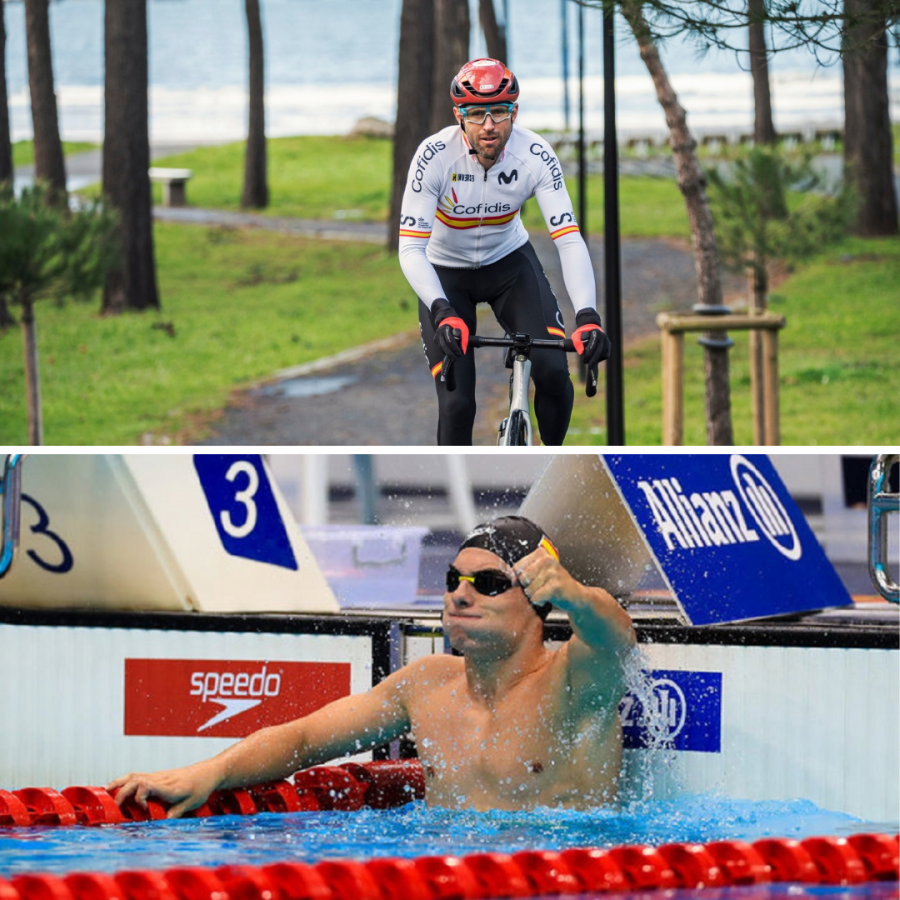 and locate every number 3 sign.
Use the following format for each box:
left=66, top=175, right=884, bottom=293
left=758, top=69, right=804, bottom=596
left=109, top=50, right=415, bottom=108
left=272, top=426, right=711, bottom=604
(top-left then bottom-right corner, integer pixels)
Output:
left=193, top=455, right=297, bottom=571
